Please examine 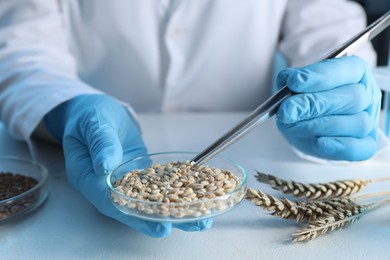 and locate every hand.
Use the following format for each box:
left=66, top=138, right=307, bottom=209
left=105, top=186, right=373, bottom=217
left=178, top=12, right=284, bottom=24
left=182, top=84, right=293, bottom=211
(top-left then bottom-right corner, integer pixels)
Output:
left=276, top=56, right=381, bottom=161
left=44, top=94, right=212, bottom=237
